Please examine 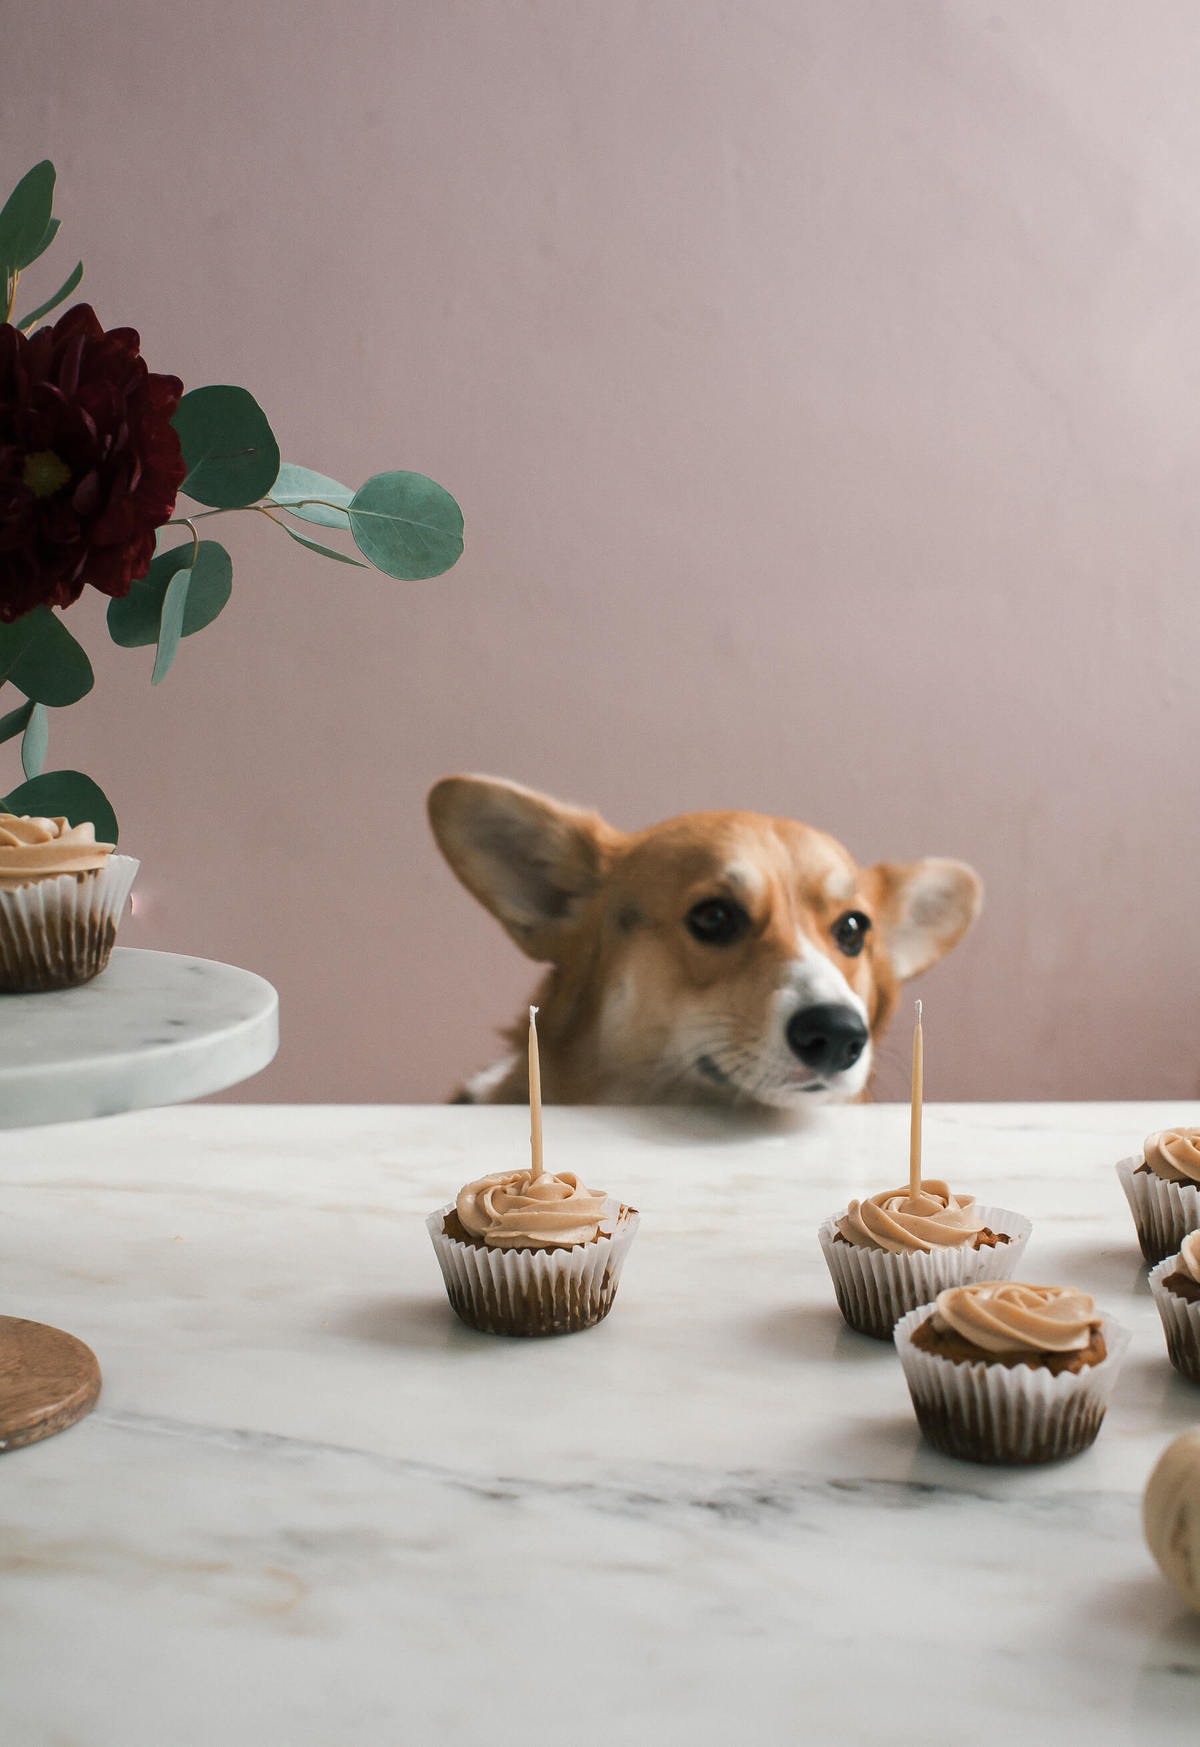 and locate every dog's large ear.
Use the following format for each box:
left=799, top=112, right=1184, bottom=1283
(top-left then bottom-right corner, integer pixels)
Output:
left=428, top=776, right=622, bottom=961
left=865, top=858, right=983, bottom=981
